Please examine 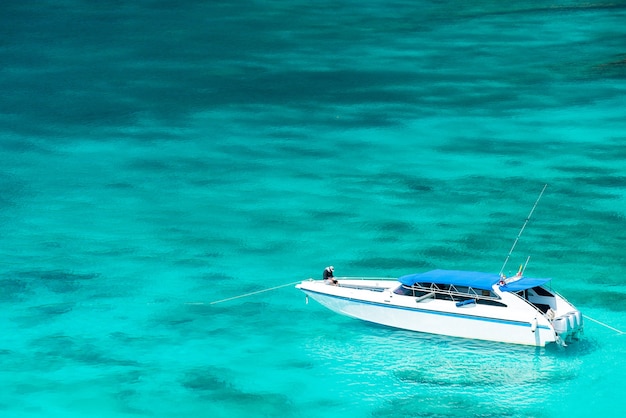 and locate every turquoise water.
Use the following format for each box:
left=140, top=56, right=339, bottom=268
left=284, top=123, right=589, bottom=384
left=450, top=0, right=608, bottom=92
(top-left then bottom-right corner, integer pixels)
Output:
left=1, top=1, right=625, bottom=416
